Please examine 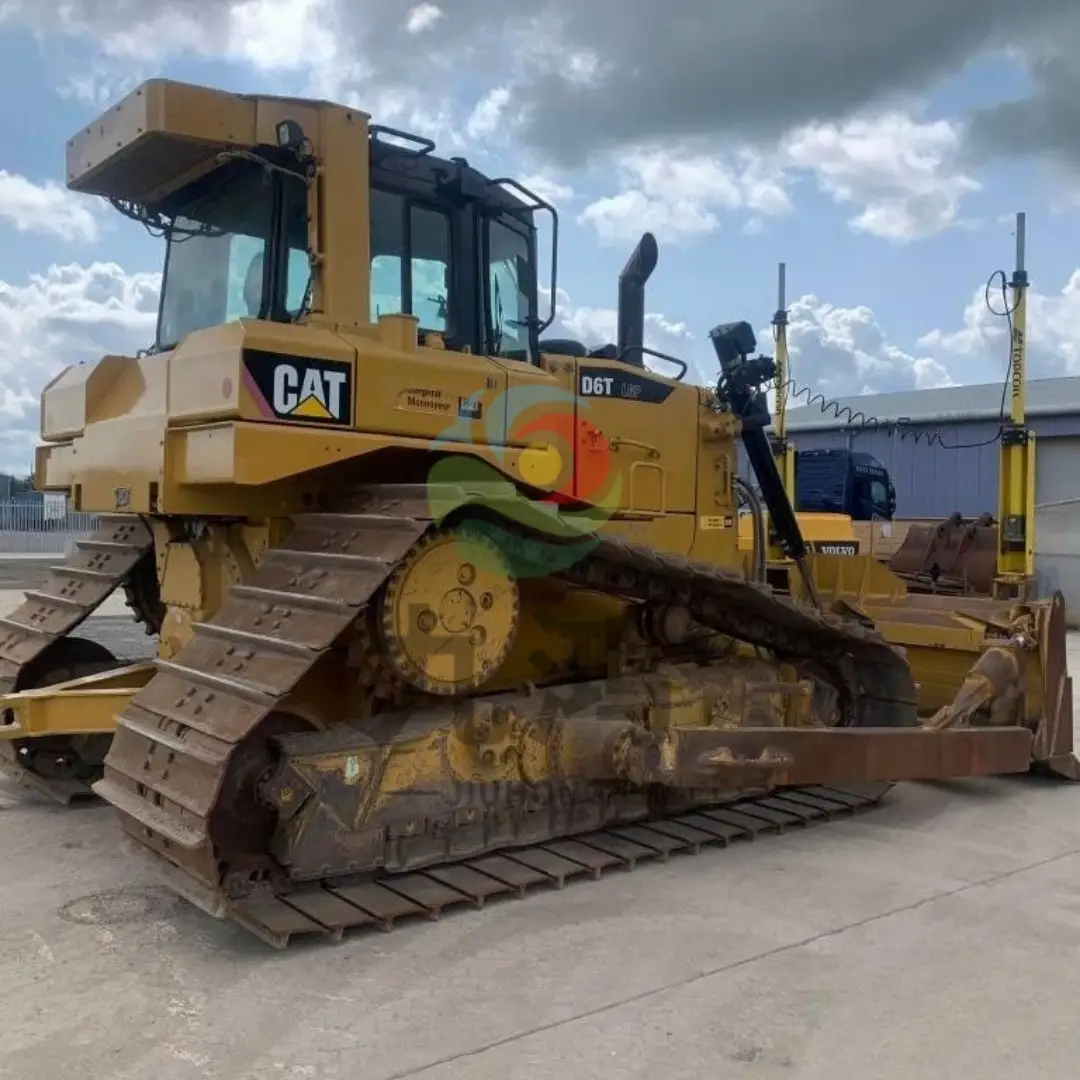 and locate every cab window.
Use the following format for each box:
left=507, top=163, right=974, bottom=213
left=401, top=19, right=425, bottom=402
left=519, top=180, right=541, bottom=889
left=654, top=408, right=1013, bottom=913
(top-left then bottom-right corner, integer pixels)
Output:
left=369, top=188, right=450, bottom=332
left=282, top=175, right=312, bottom=317
left=855, top=477, right=891, bottom=518
left=487, top=218, right=531, bottom=356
